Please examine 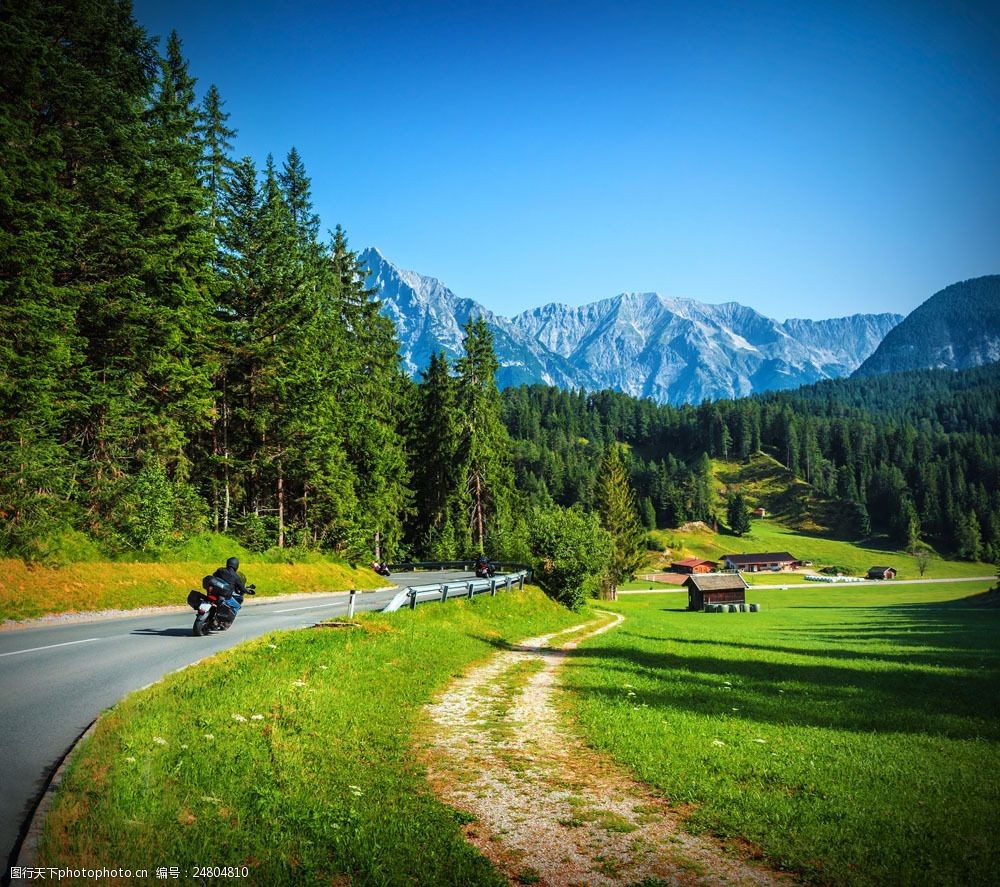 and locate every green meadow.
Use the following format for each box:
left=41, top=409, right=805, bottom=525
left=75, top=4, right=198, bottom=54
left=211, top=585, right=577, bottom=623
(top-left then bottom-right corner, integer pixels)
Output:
left=36, top=579, right=1000, bottom=885
left=563, top=581, right=1000, bottom=885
